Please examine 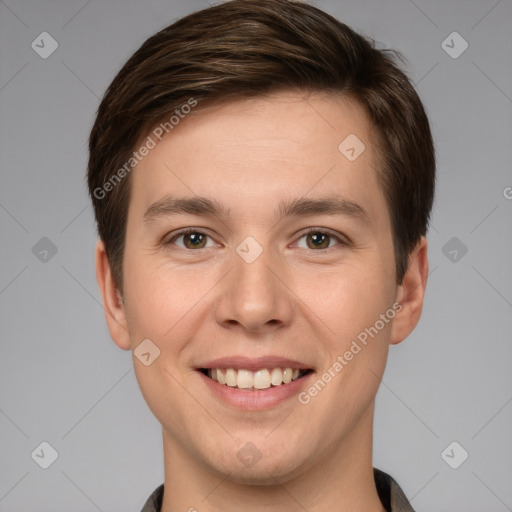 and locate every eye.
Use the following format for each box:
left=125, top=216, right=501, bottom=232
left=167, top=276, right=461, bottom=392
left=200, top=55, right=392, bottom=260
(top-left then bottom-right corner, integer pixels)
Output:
left=163, top=227, right=349, bottom=251
left=164, top=228, right=217, bottom=250
left=294, top=228, right=348, bottom=250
